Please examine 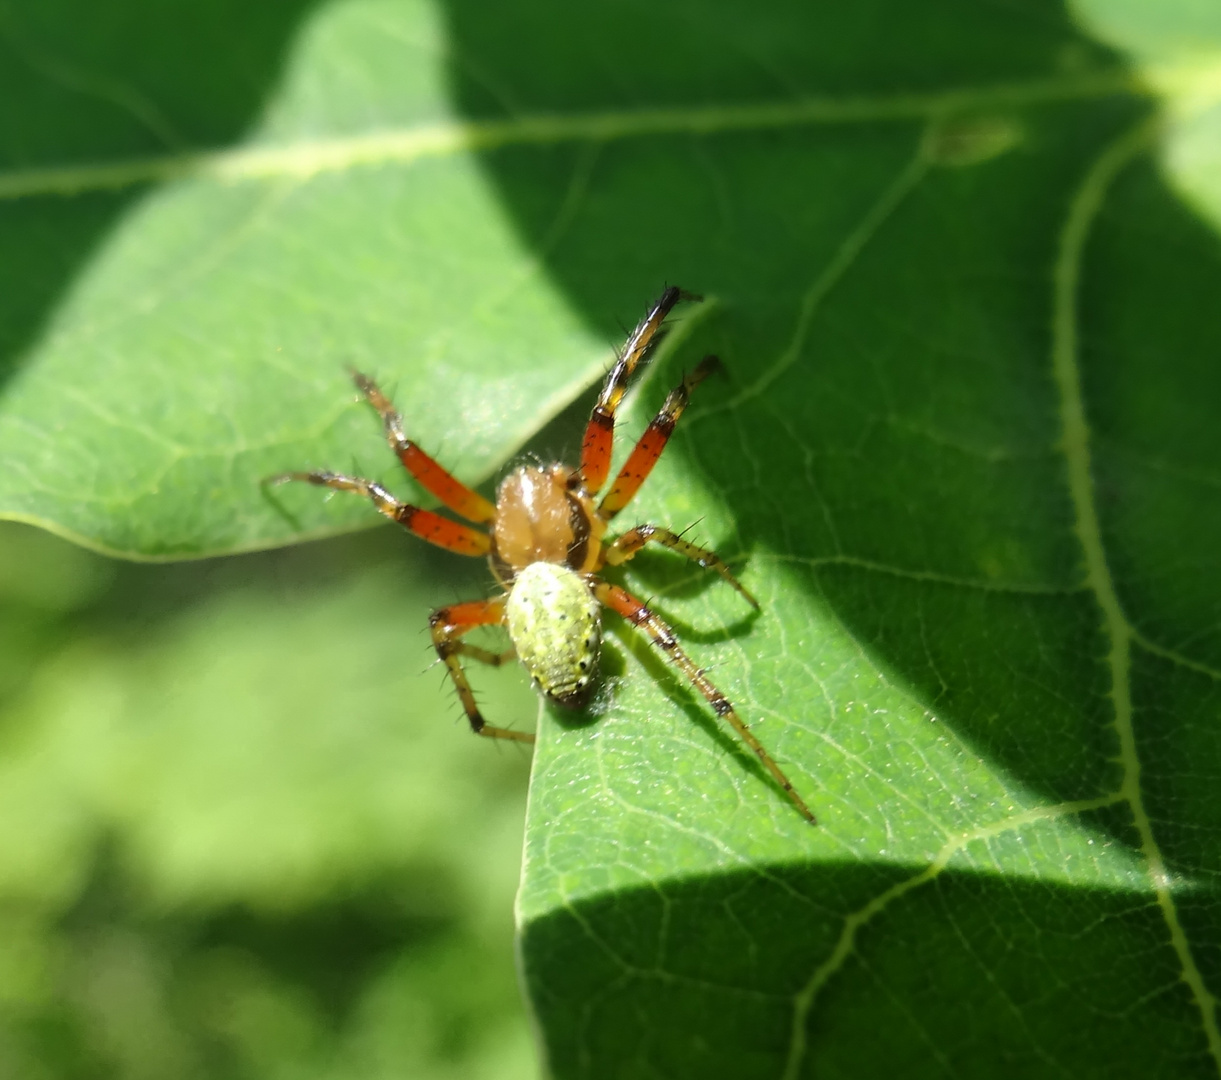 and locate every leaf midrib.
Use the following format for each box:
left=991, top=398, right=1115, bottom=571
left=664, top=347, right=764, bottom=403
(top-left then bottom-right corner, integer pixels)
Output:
left=0, top=68, right=1140, bottom=201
